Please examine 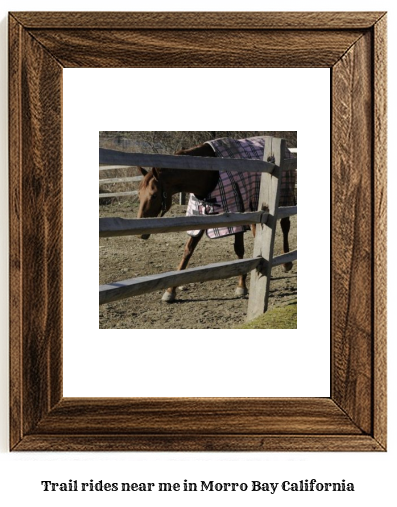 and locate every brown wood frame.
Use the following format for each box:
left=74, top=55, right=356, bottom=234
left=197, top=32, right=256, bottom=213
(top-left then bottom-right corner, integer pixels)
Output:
left=9, top=11, right=387, bottom=452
